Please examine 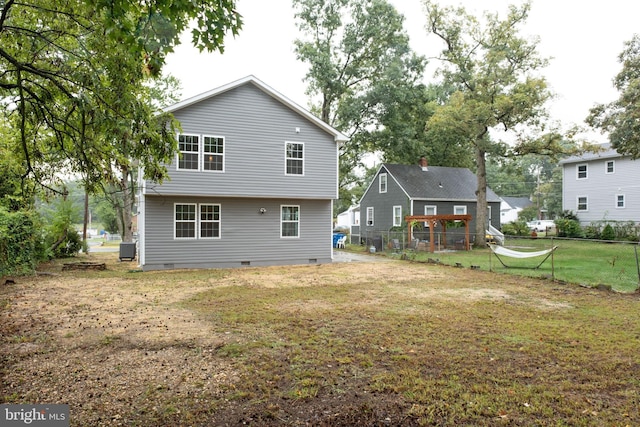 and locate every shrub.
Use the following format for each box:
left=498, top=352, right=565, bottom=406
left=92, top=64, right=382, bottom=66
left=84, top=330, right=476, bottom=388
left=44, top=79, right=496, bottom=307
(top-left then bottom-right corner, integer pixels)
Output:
left=501, top=221, right=530, bottom=236
left=601, top=224, right=615, bottom=241
left=555, top=218, right=584, bottom=238
left=0, top=208, right=42, bottom=276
